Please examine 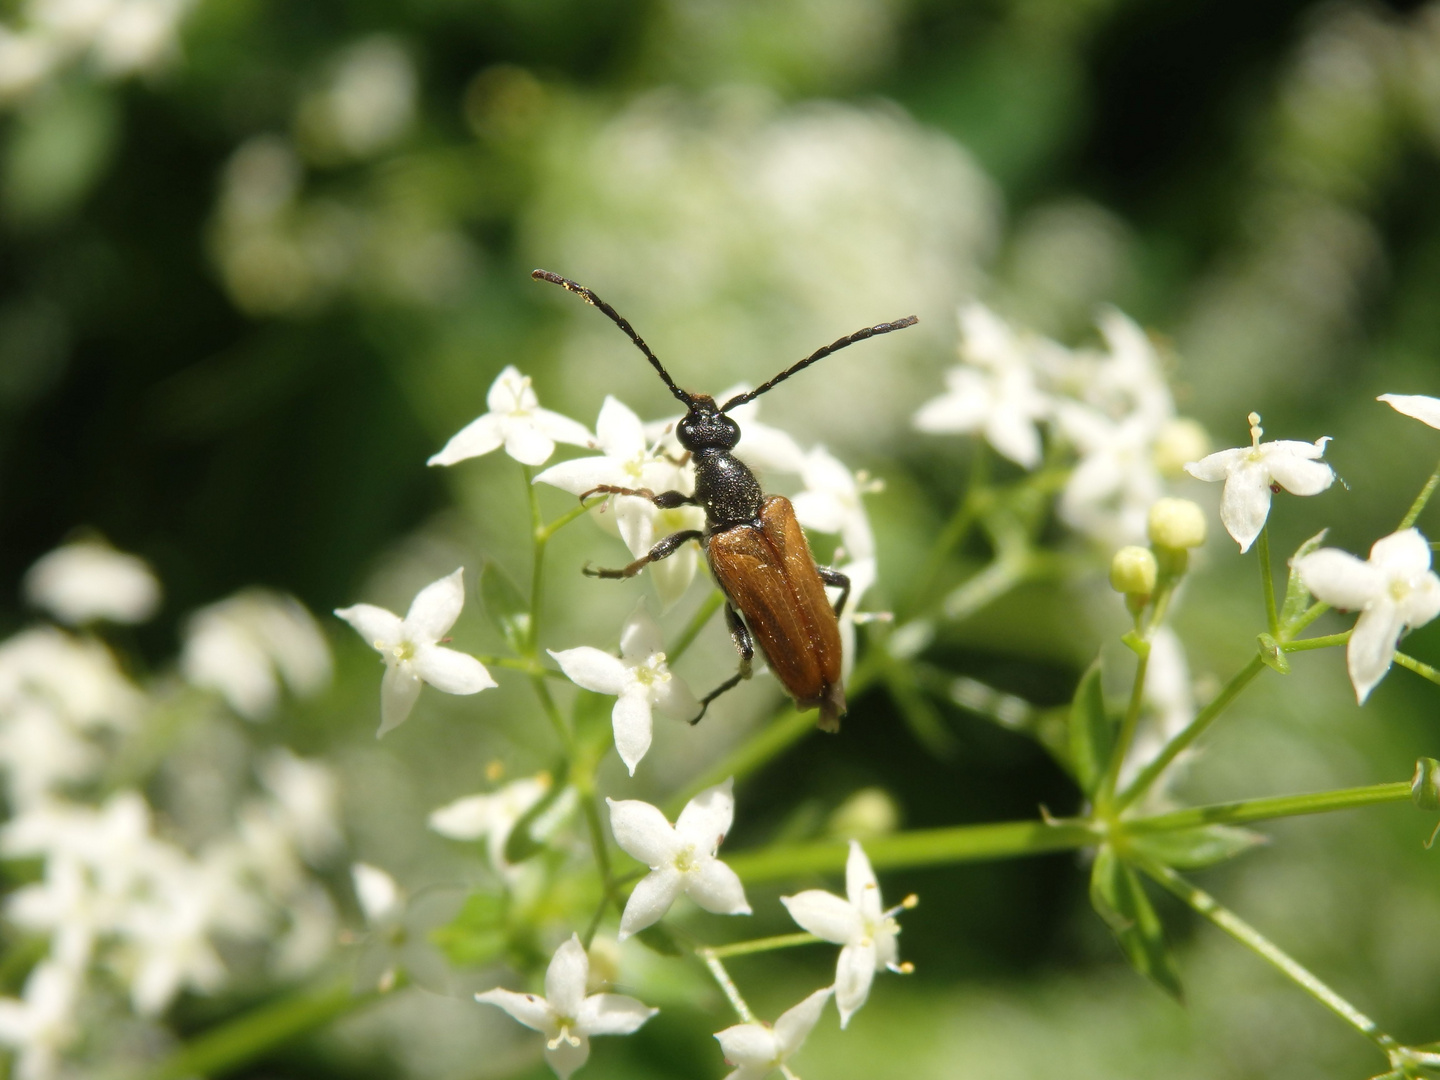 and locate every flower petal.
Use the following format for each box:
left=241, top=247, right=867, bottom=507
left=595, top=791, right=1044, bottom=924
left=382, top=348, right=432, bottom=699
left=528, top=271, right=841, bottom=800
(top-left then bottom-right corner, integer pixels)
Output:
left=549, top=647, right=628, bottom=696
left=532, top=407, right=595, bottom=450
left=1218, top=461, right=1273, bottom=552
left=378, top=664, right=423, bottom=737
left=675, top=778, right=735, bottom=852
left=773, top=986, right=834, bottom=1055
left=1348, top=604, right=1406, bottom=704
left=606, top=797, right=680, bottom=866
left=487, top=366, right=534, bottom=412
left=334, top=603, right=403, bottom=650
left=576, top=993, right=658, bottom=1036
left=405, top=569, right=466, bottom=642
left=594, top=396, right=646, bottom=457
left=1183, top=447, right=1246, bottom=483
left=612, top=690, right=654, bottom=775
left=1379, top=393, right=1440, bottom=430
left=545, top=935, right=589, bottom=1020
left=844, top=839, right=881, bottom=919
left=1369, top=528, right=1433, bottom=575
left=503, top=422, right=557, bottom=467
left=619, top=602, right=665, bottom=663
left=618, top=866, right=684, bottom=939
left=780, top=890, right=863, bottom=944
left=650, top=666, right=701, bottom=720
left=413, top=644, right=496, bottom=695
left=475, top=987, right=556, bottom=1036
left=1264, top=448, right=1334, bottom=497
left=684, top=857, right=751, bottom=916
left=545, top=1035, right=591, bottom=1080
left=429, top=413, right=503, bottom=467
left=1399, top=574, right=1440, bottom=629
left=533, top=455, right=623, bottom=496
left=834, top=939, right=878, bottom=1028
left=1295, top=549, right=1380, bottom=612
left=714, top=1021, right=781, bottom=1067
